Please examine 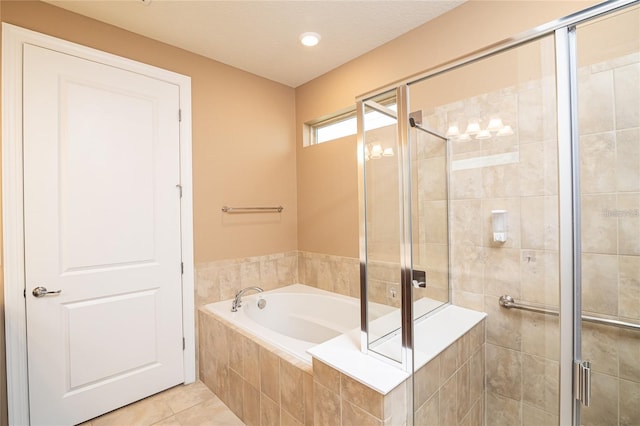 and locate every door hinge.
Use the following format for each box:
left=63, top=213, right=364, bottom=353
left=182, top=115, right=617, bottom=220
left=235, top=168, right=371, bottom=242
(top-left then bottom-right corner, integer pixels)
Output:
left=23, top=288, right=26, bottom=298
left=176, top=184, right=183, bottom=198
left=178, top=109, right=182, bottom=122
left=181, top=262, right=184, bottom=275
left=183, top=337, right=186, bottom=350
left=574, top=360, right=591, bottom=407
